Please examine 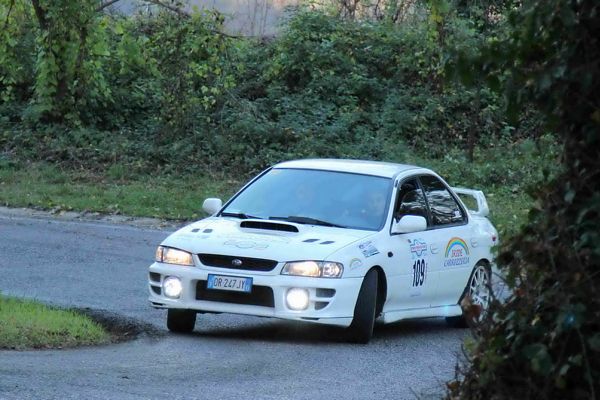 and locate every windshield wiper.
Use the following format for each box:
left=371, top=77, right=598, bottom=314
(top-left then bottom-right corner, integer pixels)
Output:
left=269, top=215, right=346, bottom=228
left=220, top=212, right=263, bottom=220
